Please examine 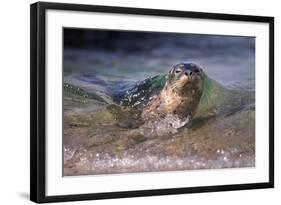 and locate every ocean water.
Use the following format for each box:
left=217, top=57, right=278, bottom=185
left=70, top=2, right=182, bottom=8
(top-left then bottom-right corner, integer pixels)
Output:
left=63, top=32, right=255, bottom=176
